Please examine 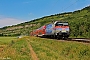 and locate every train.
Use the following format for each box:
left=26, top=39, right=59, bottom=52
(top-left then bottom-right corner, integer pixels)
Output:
left=30, top=21, right=70, bottom=39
